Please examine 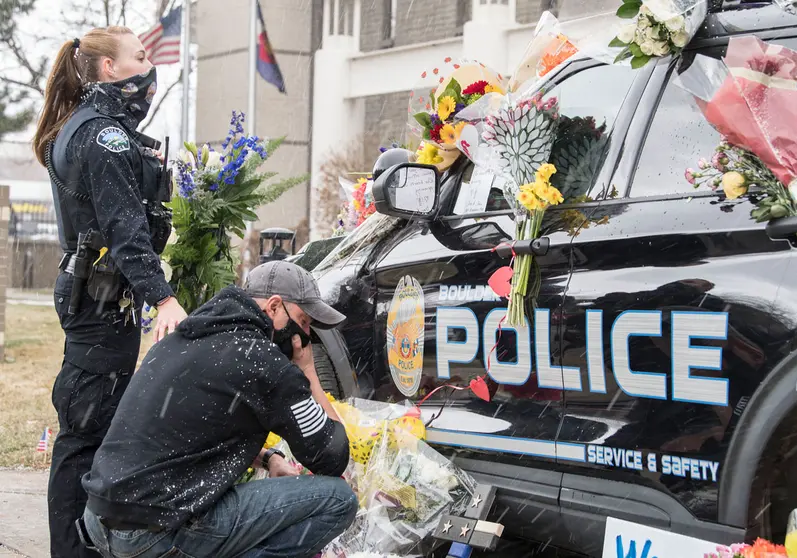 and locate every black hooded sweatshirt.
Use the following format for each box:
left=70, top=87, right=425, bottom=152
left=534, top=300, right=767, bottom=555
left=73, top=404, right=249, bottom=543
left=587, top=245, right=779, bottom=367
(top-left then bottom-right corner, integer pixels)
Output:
left=82, top=286, right=350, bottom=529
